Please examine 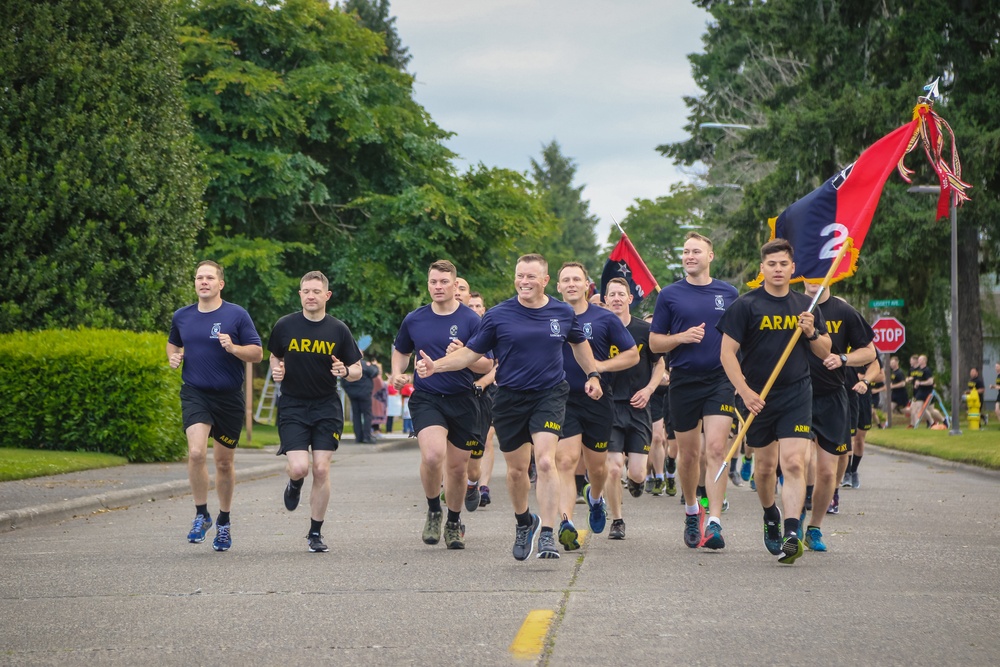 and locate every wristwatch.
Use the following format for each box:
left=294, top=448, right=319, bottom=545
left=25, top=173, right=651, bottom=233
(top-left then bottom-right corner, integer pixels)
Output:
left=839, top=353, right=848, bottom=365
left=806, top=330, right=819, bottom=341
left=587, top=371, right=602, bottom=380
left=473, top=383, right=484, bottom=397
